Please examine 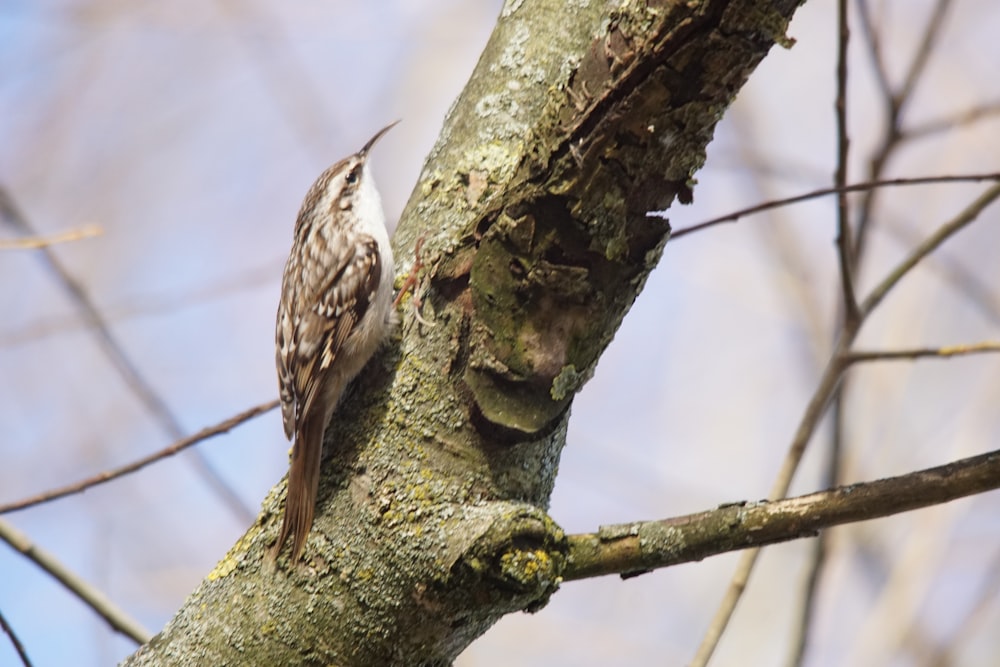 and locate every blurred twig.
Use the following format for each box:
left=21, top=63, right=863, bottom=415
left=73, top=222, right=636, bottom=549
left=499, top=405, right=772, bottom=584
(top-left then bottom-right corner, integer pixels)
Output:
left=0, top=185, right=255, bottom=524
left=860, top=183, right=1000, bottom=316
left=0, top=608, right=32, bottom=667
left=0, top=400, right=279, bottom=515
left=895, top=0, right=953, bottom=121
left=854, top=0, right=891, bottom=103
left=880, top=213, right=1000, bottom=326
left=0, top=518, right=151, bottom=644
left=904, top=101, right=1000, bottom=141
left=0, top=258, right=283, bottom=348
left=844, top=342, right=1000, bottom=364
left=0, top=224, right=102, bottom=249
left=852, top=0, right=954, bottom=264
left=729, top=106, right=829, bottom=371
left=677, top=4, right=989, bottom=658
